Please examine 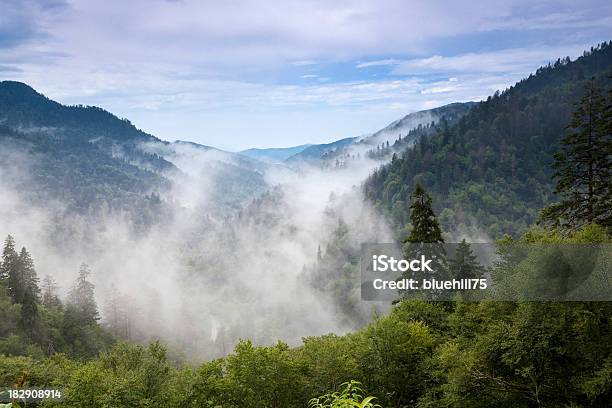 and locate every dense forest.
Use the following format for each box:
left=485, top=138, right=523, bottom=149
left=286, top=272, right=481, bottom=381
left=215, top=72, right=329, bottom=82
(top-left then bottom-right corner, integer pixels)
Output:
left=1, top=224, right=610, bottom=407
left=0, top=236, right=113, bottom=360
left=1, top=42, right=611, bottom=407
left=319, top=102, right=475, bottom=169
left=364, top=42, right=612, bottom=238
left=0, top=81, right=271, bottom=222
left=0, top=81, right=172, bottom=215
